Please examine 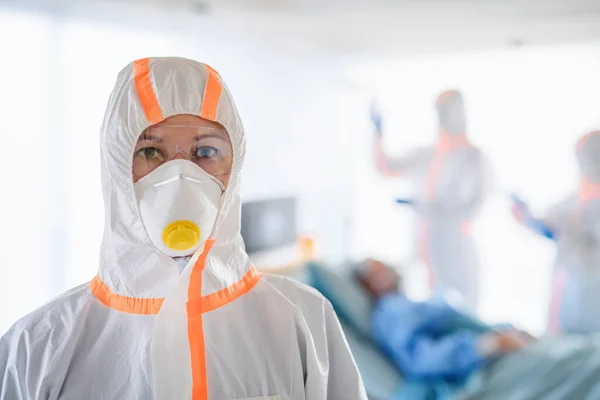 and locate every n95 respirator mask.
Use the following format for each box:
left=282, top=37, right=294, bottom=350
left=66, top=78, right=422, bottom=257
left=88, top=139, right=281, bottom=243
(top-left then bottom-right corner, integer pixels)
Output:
left=134, top=159, right=224, bottom=257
